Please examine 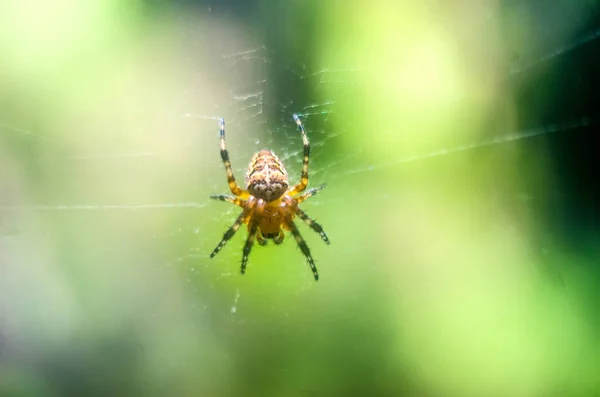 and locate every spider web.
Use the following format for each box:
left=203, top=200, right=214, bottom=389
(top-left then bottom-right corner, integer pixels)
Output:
left=1, top=15, right=597, bottom=236
left=1, top=2, right=598, bottom=300
left=1, top=1, right=600, bottom=394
